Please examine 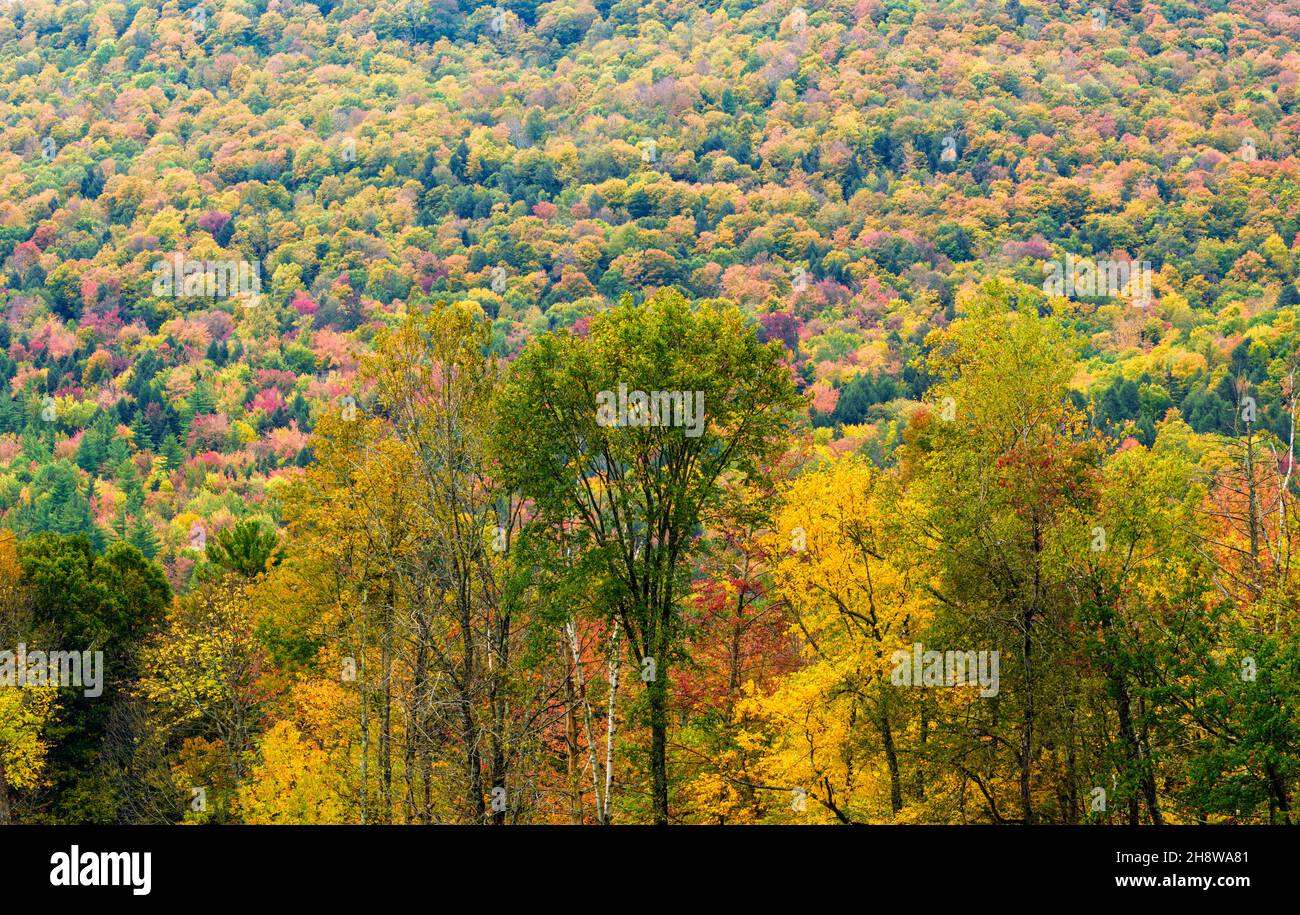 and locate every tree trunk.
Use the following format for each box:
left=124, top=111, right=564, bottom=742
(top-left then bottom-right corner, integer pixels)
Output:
left=380, top=607, right=393, bottom=824
left=414, top=623, right=433, bottom=823
left=647, top=665, right=669, bottom=825
left=358, top=594, right=369, bottom=825
left=1266, top=760, right=1291, bottom=825
left=1020, top=608, right=1034, bottom=824
left=490, top=615, right=512, bottom=826
left=1020, top=520, right=1042, bottom=825
left=462, top=698, right=486, bottom=823
left=879, top=705, right=903, bottom=814
left=604, top=627, right=620, bottom=825
left=562, top=647, right=584, bottom=824
left=915, top=701, right=928, bottom=801
left=0, top=770, right=11, bottom=825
